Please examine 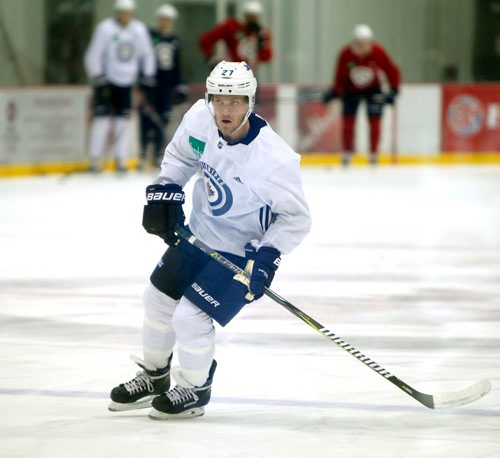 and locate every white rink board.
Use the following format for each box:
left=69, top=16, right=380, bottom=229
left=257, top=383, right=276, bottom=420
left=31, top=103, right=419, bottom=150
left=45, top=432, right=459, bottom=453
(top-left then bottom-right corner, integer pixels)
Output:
left=397, top=84, right=441, bottom=154
left=0, top=84, right=444, bottom=170
left=0, top=86, right=90, bottom=163
left=355, top=84, right=441, bottom=155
